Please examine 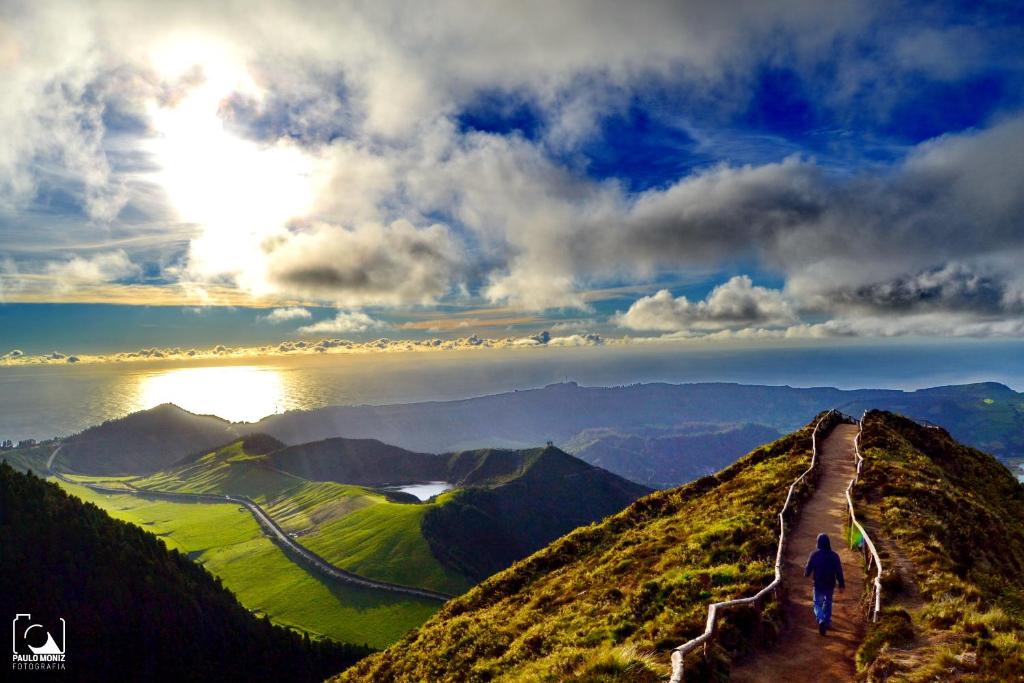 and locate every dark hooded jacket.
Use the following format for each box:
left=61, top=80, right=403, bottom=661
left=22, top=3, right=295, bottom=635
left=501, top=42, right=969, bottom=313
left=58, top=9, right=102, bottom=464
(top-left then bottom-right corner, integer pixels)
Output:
left=804, top=533, right=845, bottom=592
